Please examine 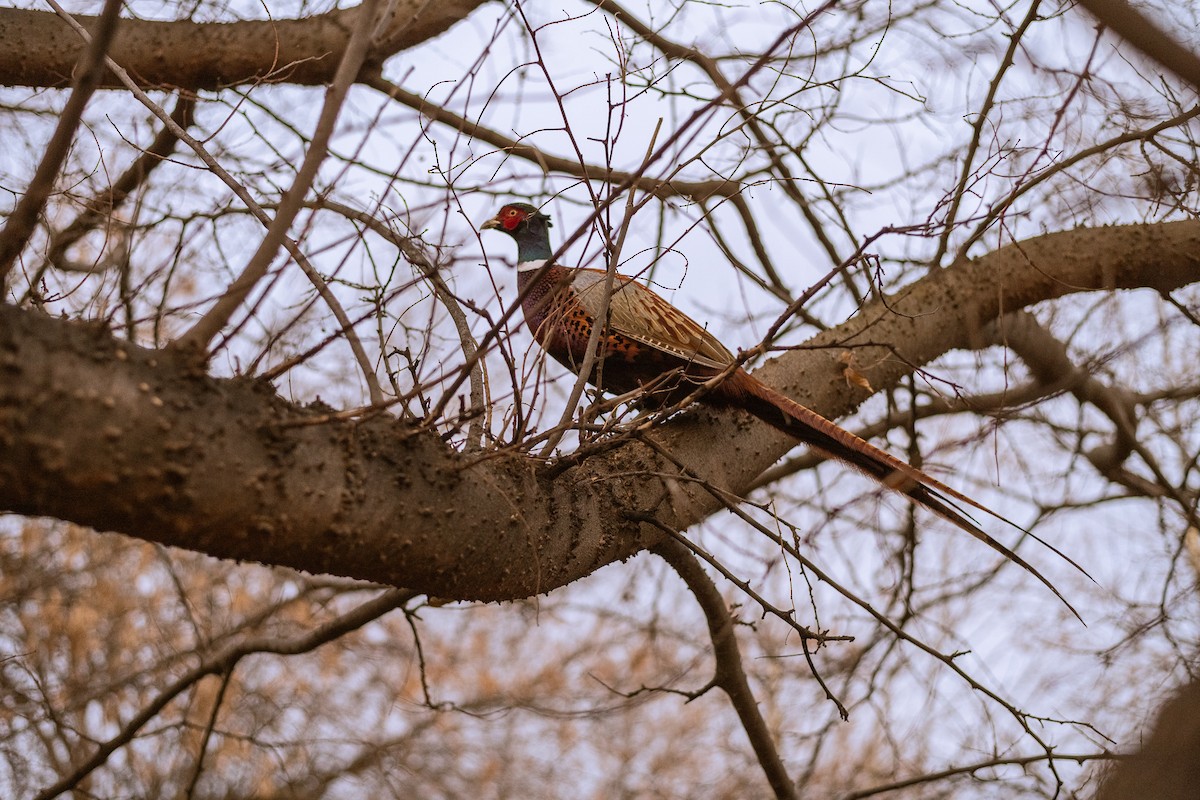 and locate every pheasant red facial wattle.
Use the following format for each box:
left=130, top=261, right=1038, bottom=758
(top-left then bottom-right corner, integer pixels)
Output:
left=481, top=201, right=1080, bottom=616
